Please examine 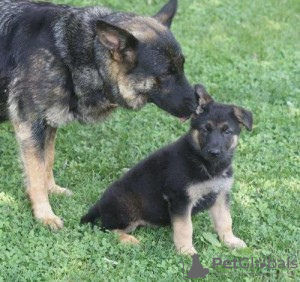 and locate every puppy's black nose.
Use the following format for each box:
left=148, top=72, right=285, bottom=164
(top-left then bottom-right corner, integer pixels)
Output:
left=208, top=149, right=221, bottom=157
